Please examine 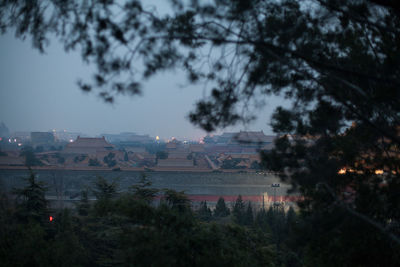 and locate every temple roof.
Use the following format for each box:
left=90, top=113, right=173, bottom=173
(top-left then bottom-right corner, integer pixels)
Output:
left=66, top=136, right=114, bottom=148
